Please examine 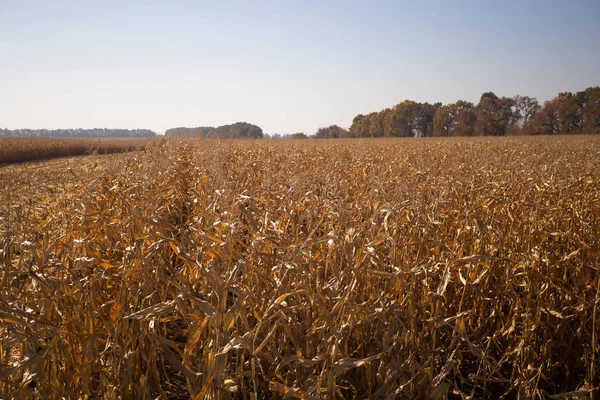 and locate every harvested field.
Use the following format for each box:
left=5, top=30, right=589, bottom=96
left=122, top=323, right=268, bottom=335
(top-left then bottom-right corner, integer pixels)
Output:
left=0, top=135, right=599, bottom=398
left=0, top=137, right=149, bottom=164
